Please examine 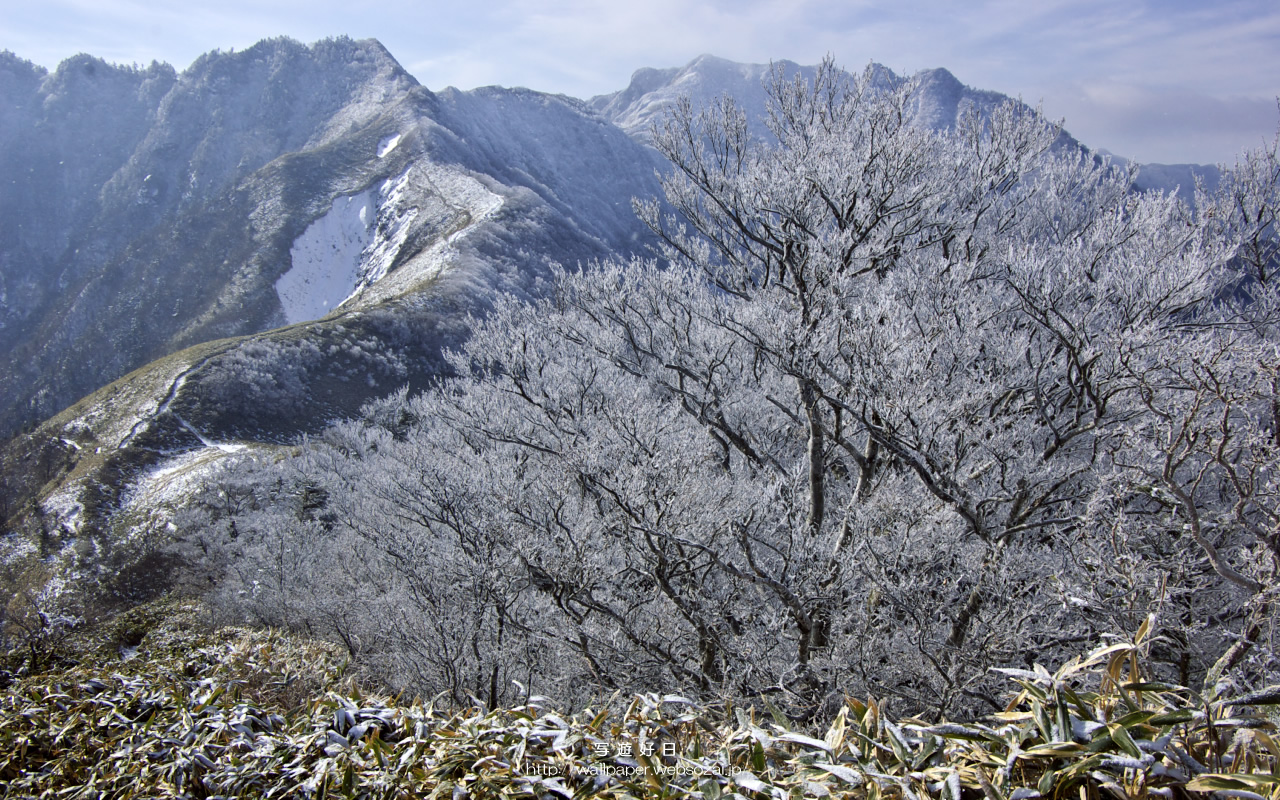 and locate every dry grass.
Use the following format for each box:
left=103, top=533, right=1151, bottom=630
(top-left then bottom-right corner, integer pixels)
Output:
left=1, top=608, right=1276, bottom=799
